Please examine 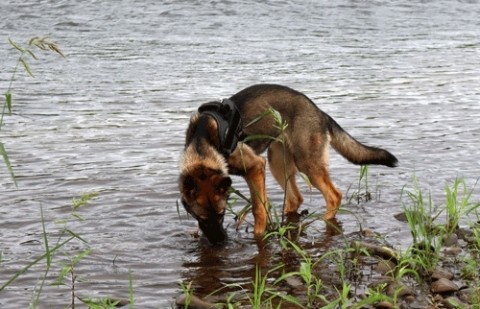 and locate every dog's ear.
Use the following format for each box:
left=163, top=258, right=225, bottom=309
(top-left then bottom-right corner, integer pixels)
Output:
left=180, top=174, right=196, bottom=197
left=215, top=176, right=232, bottom=195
